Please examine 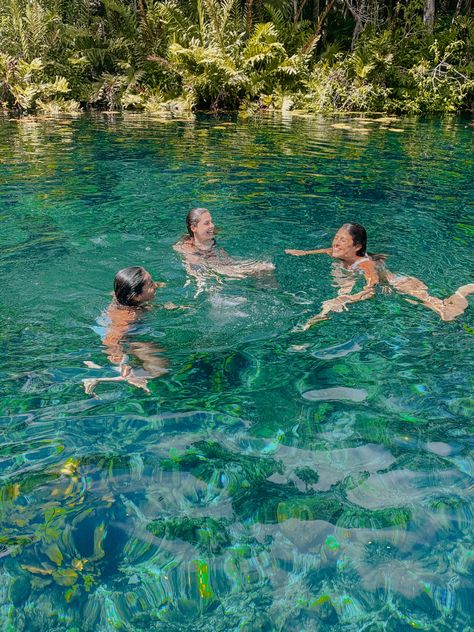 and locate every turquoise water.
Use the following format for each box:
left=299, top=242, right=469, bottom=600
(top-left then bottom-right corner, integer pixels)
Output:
left=1, top=112, right=473, bottom=631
